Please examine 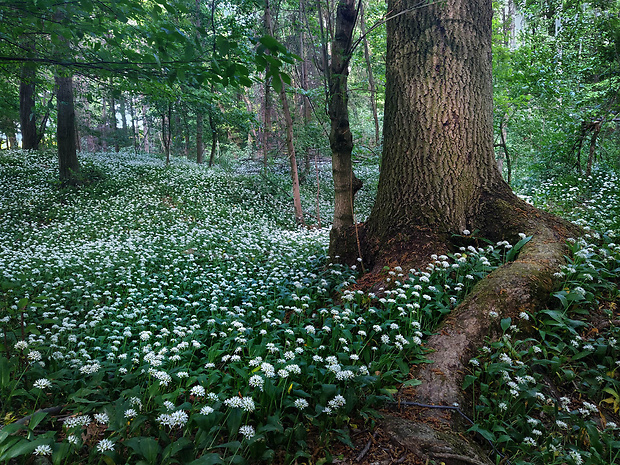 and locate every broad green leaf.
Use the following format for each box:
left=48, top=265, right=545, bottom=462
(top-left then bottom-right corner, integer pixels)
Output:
left=188, top=453, right=224, bottom=465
